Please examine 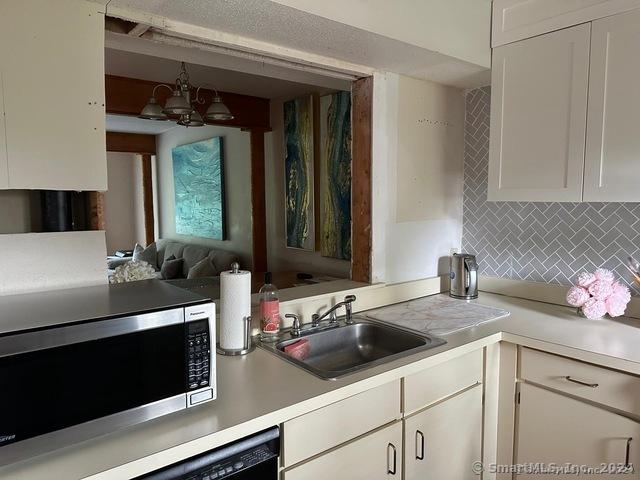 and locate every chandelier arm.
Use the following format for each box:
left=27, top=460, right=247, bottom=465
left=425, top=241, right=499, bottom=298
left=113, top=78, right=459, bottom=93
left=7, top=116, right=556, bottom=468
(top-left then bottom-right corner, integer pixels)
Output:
left=151, top=83, right=174, bottom=97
